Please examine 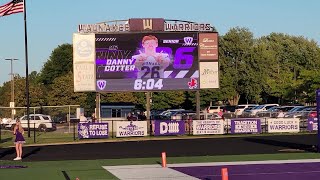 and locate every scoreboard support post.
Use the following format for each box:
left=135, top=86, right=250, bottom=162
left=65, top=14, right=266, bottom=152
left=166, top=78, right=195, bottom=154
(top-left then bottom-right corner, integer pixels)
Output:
left=146, top=92, right=151, bottom=120
left=96, top=92, right=101, bottom=122
left=196, top=90, right=201, bottom=120
left=146, top=92, right=152, bottom=135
